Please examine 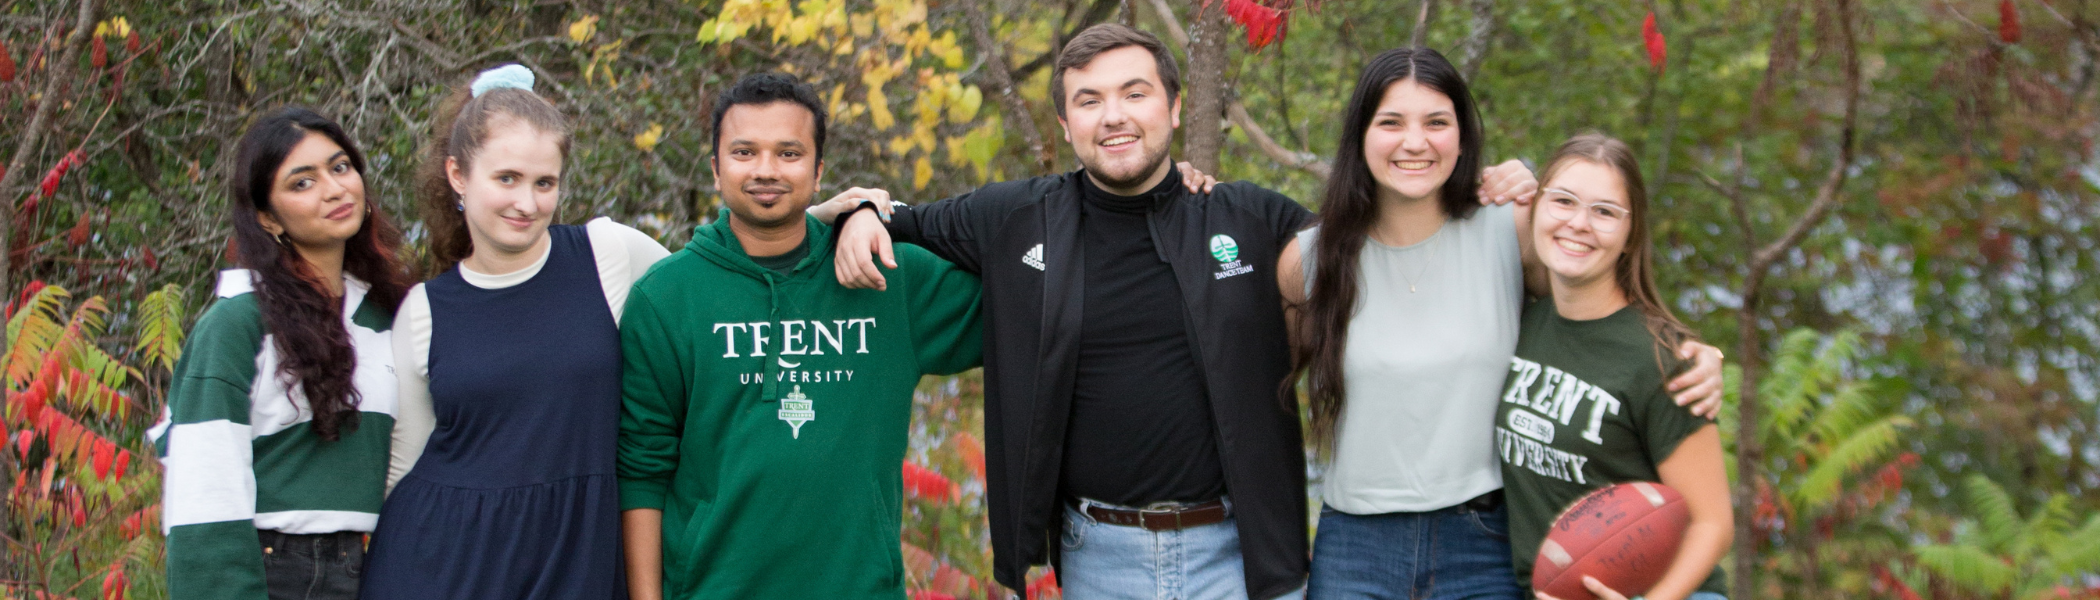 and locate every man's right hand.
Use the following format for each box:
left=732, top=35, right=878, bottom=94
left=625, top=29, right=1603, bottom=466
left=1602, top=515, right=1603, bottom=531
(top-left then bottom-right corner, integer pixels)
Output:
left=835, top=208, right=897, bottom=290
